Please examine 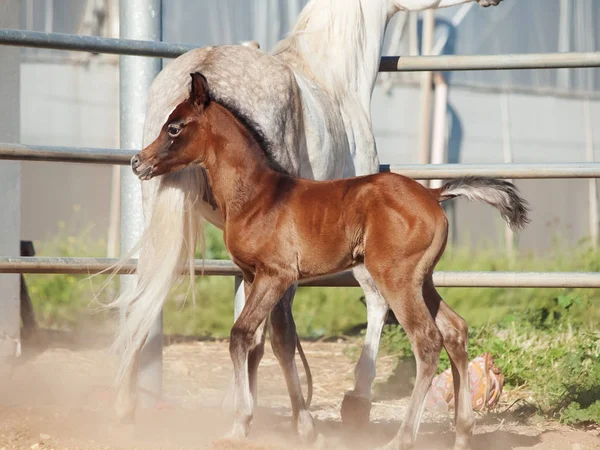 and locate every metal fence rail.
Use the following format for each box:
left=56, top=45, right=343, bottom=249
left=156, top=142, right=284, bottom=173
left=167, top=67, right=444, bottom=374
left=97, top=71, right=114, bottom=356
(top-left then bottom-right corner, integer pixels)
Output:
left=382, top=163, right=600, bottom=179
left=379, top=52, right=600, bottom=72
left=0, top=28, right=195, bottom=58
left=3, top=143, right=600, bottom=179
left=4, top=257, right=600, bottom=288
left=2, top=28, right=600, bottom=72
left=0, top=143, right=134, bottom=165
